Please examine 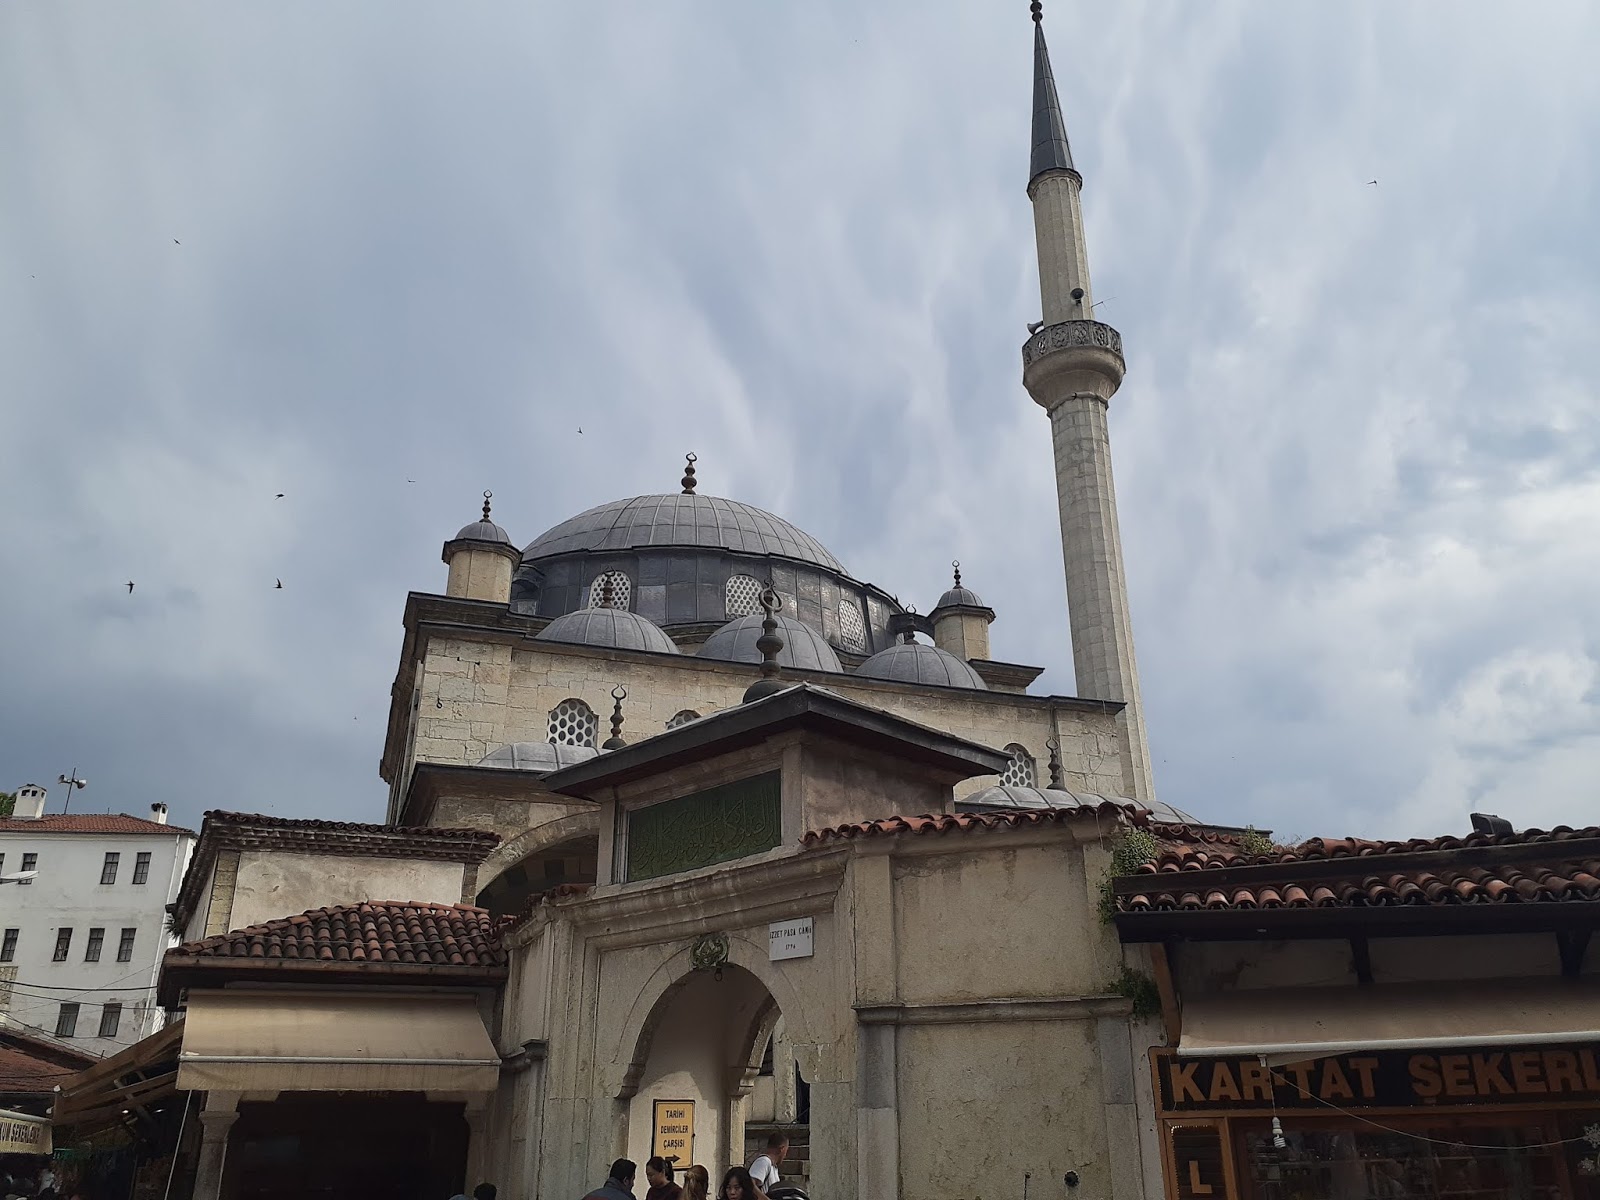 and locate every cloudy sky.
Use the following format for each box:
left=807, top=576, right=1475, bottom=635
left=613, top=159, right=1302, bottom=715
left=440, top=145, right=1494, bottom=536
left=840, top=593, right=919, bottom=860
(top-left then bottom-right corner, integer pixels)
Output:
left=2, top=2, right=1596, bottom=841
